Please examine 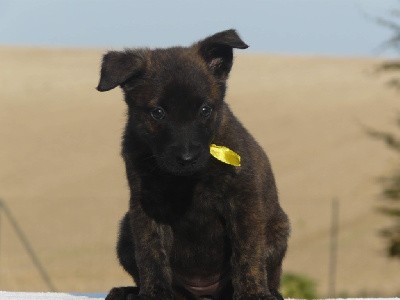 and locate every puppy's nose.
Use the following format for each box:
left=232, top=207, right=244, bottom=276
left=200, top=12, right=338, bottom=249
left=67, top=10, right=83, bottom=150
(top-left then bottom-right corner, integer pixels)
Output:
left=176, top=151, right=200, bottom=166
